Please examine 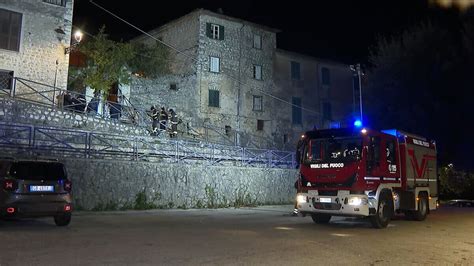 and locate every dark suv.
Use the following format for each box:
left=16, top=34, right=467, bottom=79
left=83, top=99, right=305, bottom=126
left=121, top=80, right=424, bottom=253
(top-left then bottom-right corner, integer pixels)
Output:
left=0, top=158, right=72, bottom=226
